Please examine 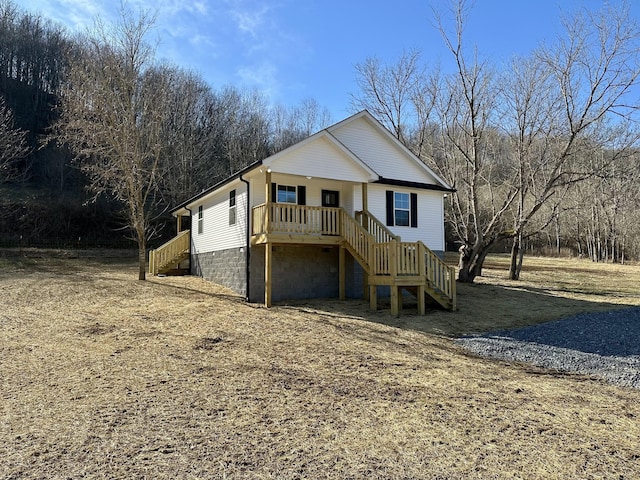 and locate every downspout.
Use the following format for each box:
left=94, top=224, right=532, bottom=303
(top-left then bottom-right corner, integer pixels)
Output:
left=185, top=206, right=193, bottom=274
left=240, top=174, right=251, bottom=302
